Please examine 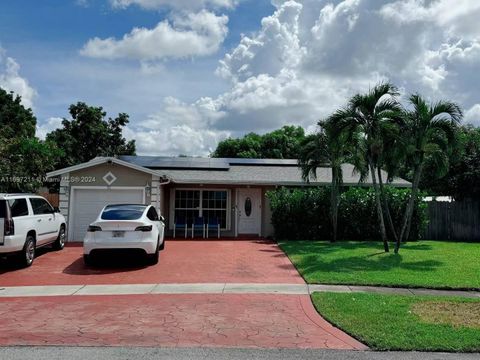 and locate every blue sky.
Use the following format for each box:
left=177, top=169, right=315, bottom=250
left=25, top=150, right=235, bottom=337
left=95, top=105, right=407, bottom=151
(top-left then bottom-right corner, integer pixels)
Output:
left=1, top=0, right=480, bottom=156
